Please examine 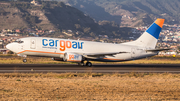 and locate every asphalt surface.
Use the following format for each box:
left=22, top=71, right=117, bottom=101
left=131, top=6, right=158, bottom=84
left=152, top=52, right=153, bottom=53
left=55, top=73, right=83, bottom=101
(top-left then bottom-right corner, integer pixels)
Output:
left=0, top=64, right=180, bottom=73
